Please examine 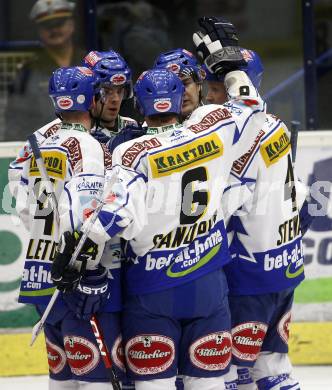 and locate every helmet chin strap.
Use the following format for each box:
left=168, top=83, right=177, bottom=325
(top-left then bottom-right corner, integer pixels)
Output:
left=91, top=92, right=106, bottom=131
